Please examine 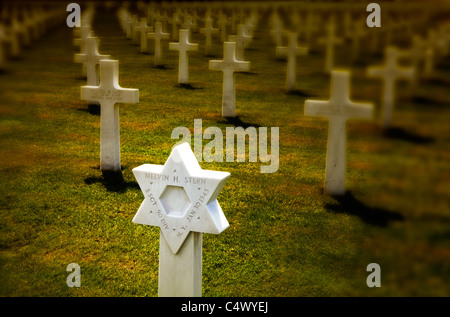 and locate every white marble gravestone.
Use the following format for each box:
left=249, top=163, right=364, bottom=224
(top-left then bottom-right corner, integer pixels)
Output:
left=318, top=18, right=343, bottom=73
left=136, top=18, right=152, bottom=53
left=73, top=25, right=92, bottom=65
left=75, top=36, right=110, bottom=87
left=270, top=14, right=284, bottom=47
left=217, top=13, right=229, bottom=42
left=182, top=15, right=196, bottom=36
left=75, top=36, right=110, bottom=106
left=367, top=46, right=414, bottom=129
left=276, top=32, right=308, bottom=92
left=0, top=24, right=12, bottom=68
left=199, top=17, right=219, bottom=56
left=304, top=70, right=373, bottom=196
left=133, top=142, right=230, bottom=297
left=169, top=11, right=181, bottom=41
left=147, top=22, right=170, bottom=66
left=169, top=29, right=199, bottom=84
left=131, top=15, right=141, bottom=45
left=409, top=35, right=426, bottom=88
left=228, top=24, right=252, bottom=61
left=209, top=42, right=250, bottom=118
left=81, top=60, right=139, bottom=171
